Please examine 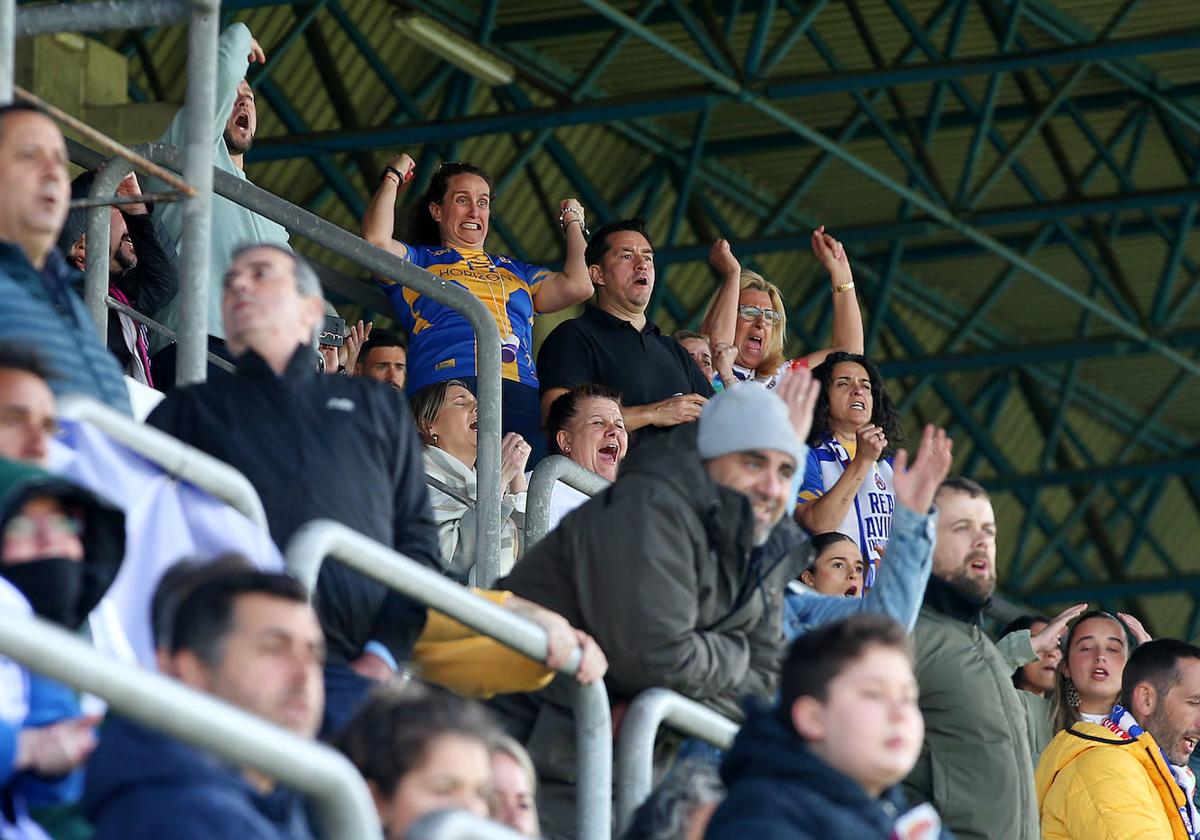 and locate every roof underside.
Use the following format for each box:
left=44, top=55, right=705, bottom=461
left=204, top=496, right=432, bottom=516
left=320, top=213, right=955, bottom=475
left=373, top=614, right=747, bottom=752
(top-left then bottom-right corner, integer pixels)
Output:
left=62, top=0, right=1200, bottom=634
